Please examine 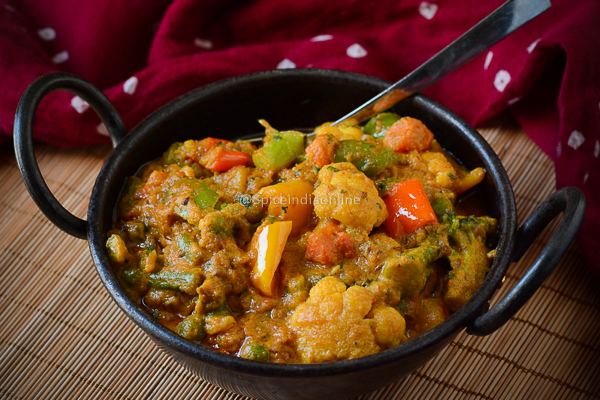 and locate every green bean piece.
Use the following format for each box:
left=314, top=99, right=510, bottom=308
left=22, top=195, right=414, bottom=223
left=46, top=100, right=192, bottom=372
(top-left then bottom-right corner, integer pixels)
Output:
left=177, top=314, right=206, bottom=341
left=148, top=269, right=202, bottom=295
left=334, top=140, right=399, bottom=178
left=124, top=221, right=145, bottom=244
left=207, top=306, right=231, bottom=318
left=252, top=131, right=305, bottom=171
left=123, top=268, right=149, bottom=291
left=363, top=112, right=402, bottom=138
